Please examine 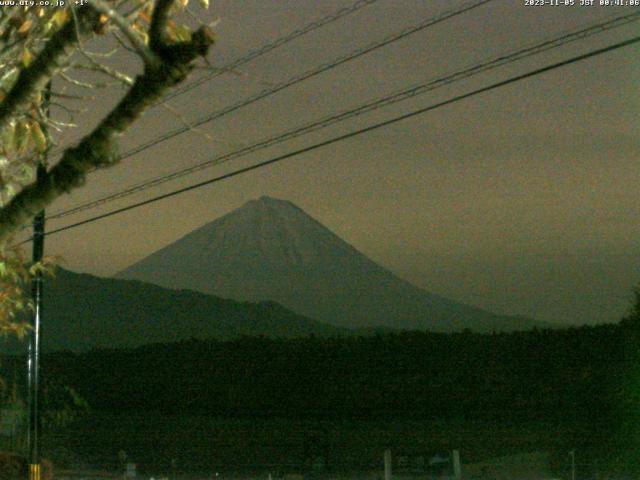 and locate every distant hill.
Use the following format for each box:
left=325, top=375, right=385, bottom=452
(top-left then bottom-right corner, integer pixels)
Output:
left=118, top=196, right=545, bottom=332
left=1, top=268, right=345, bottom=352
